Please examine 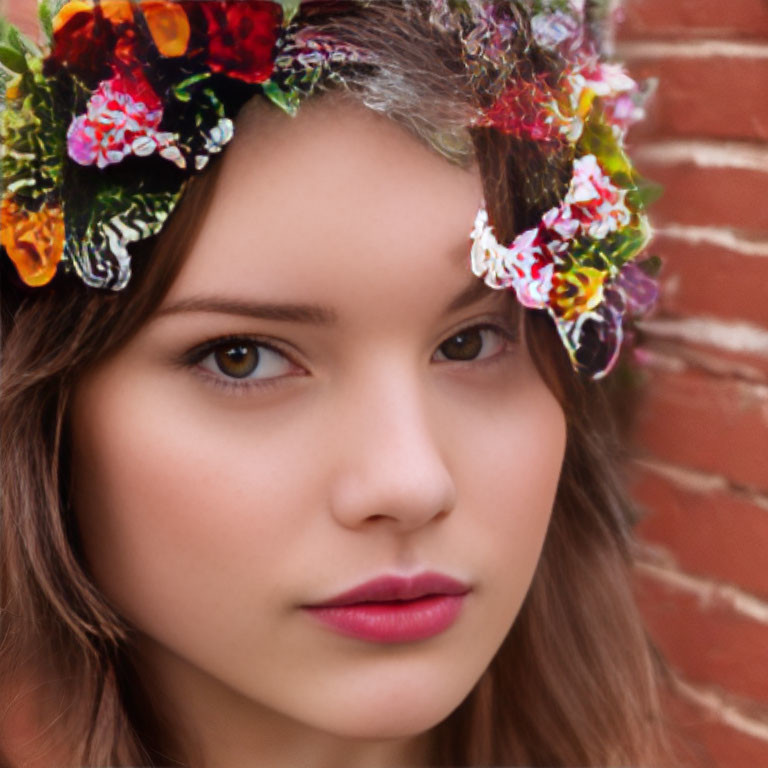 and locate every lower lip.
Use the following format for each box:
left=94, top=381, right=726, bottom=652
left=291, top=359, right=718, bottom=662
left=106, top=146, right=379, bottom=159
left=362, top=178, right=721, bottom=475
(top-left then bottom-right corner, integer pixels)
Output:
left=303, top=594, right=466, bottom=643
